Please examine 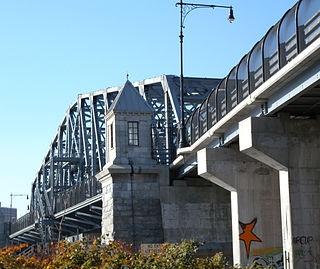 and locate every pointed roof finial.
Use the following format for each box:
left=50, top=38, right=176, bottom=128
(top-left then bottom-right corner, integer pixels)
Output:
left=126, top=72, right=129, bottom=81
left=107, top=80, right=153, bottom=113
